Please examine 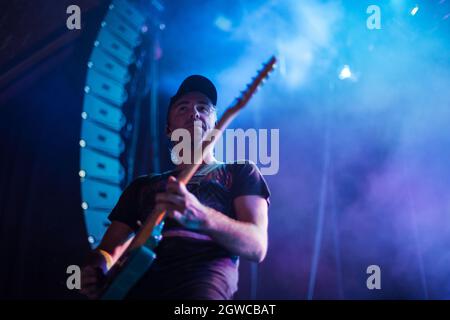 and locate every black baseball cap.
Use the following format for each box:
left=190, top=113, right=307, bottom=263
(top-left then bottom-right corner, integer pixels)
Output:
left=169, top=75, right=217, bottom=108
